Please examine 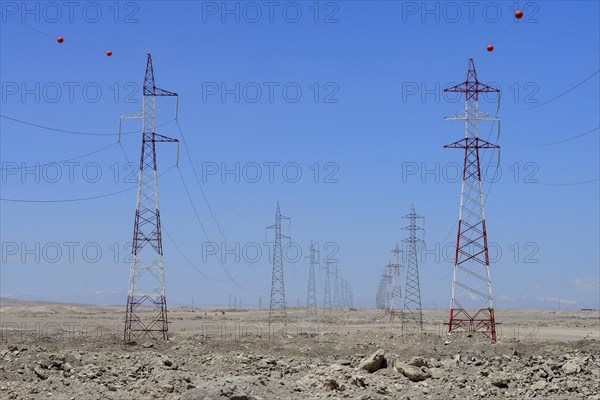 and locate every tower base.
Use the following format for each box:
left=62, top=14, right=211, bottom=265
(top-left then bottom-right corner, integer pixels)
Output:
left=448, top=308, right=496, bottom=341
left=124, top=295, right=169, bottom=341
